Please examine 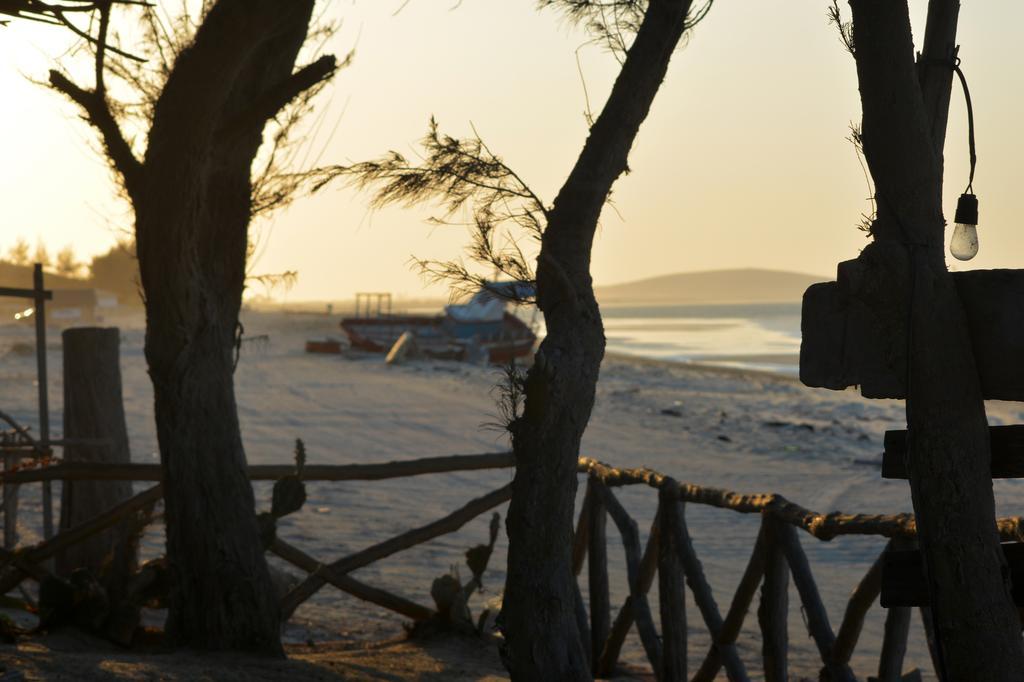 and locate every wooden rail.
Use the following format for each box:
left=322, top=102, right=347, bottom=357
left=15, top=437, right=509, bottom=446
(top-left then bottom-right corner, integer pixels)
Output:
left=2, top=452, right=997, bottom=680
